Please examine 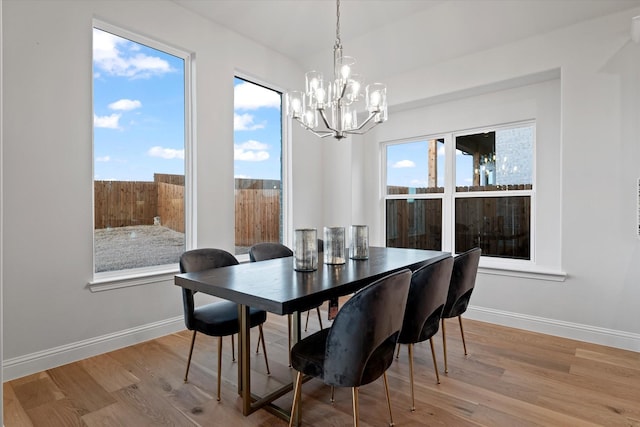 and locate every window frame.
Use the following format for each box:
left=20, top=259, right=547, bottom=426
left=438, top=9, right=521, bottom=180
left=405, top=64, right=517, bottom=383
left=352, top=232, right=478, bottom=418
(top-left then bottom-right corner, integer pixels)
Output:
left=89, top=20, right=194, bottom=291
left=233, top=72, right=290, bottom=261
left=382, top=120, right=552, bottom=276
